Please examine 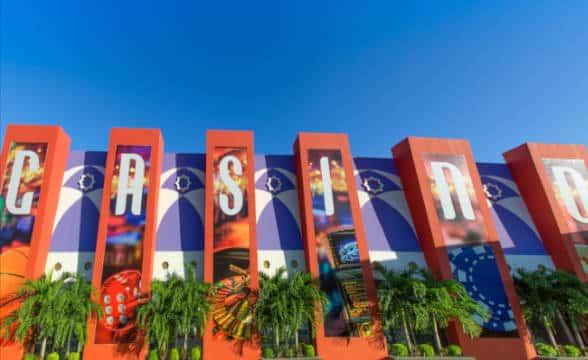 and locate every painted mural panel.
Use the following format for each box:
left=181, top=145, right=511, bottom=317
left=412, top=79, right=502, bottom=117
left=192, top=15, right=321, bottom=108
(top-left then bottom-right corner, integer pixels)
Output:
left=543, top=158, right=588, bottom=273
left=95, top=145, right=151, bottom=344
left=353, top=157, right=422, bottom=254
left=477, top=163, right=547, bottom=255
left=255, top=155, right=302, bottom=251
left=211, top=147, right=255, bottom=341
left=423, top=154, right=517, bottom=337
left=307, top=149, right=371, bottom=338
left=0, top=142, right=47, bottom=325
left=157, top=154, right=205, bottom=253
left=50, top=151, right=106, bottom=253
